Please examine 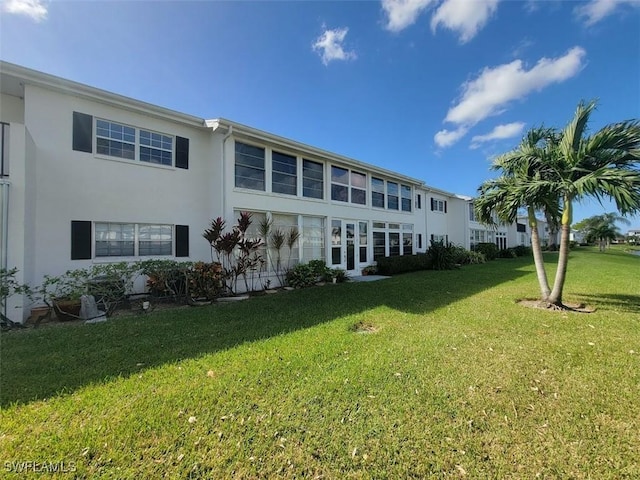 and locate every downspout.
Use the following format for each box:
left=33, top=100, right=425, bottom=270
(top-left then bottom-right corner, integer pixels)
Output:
left=221, top=125, right=233, bottom=218
left=0, top=179, right=9, bottom=319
